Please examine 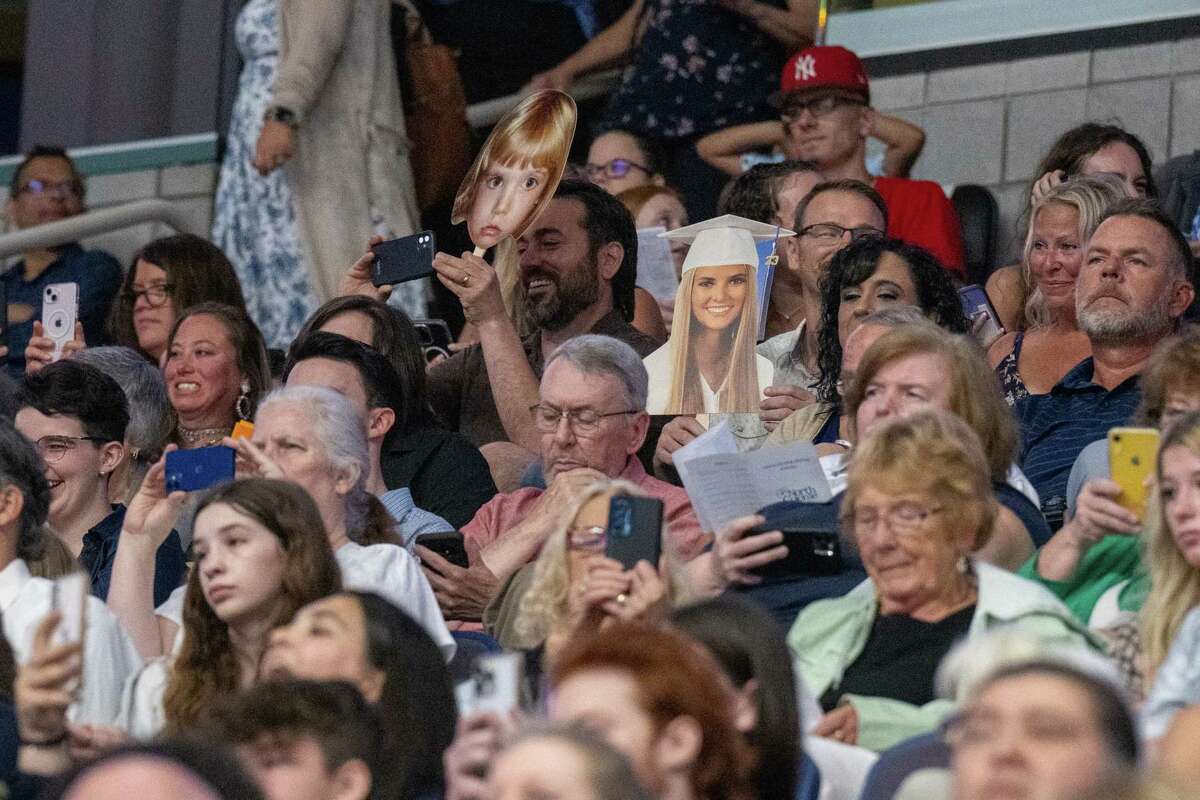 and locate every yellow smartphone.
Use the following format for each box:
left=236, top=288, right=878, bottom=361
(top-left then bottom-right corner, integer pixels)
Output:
left=1108, top=427, right=1160, bottom=519
left=231, top=420, right=255, bottom=440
